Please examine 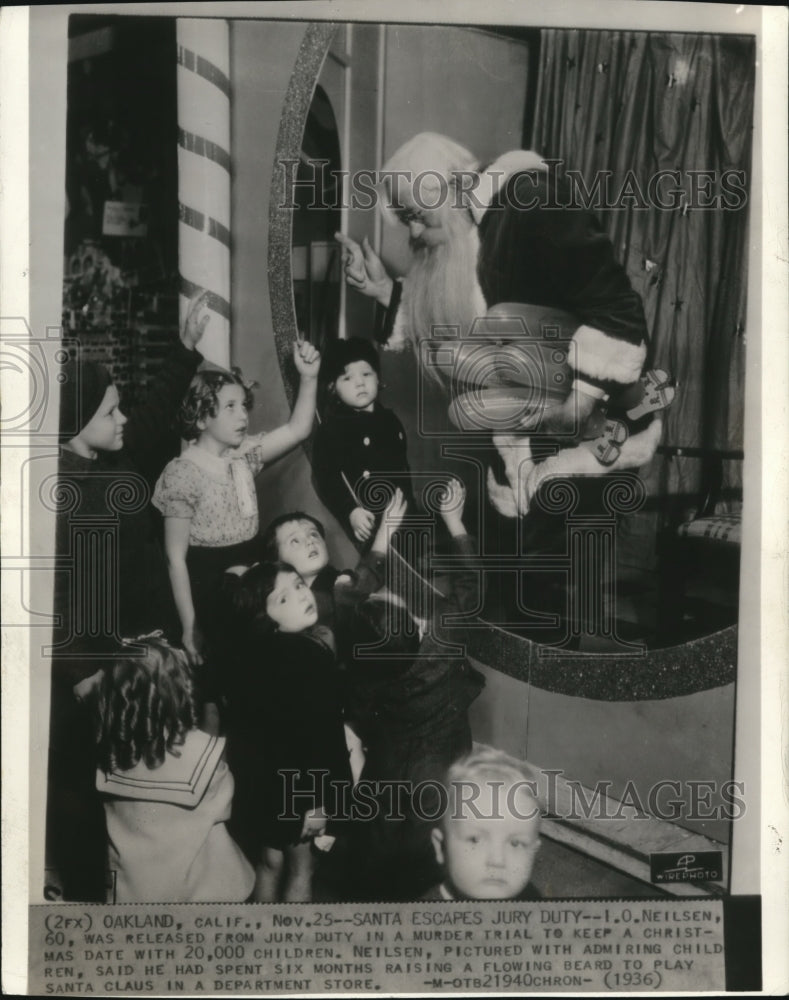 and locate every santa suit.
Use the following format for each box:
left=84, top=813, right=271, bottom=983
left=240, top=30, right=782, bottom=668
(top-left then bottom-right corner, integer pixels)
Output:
left=381, top=152, right=662, bottom=522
